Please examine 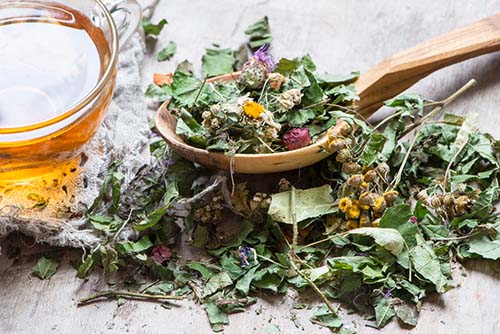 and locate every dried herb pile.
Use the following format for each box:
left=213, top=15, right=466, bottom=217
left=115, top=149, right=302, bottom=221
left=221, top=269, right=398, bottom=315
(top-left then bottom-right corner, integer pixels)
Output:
left=147, top=17, right=358, bottom=154
left=68, top=17, right=500, bottom=333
